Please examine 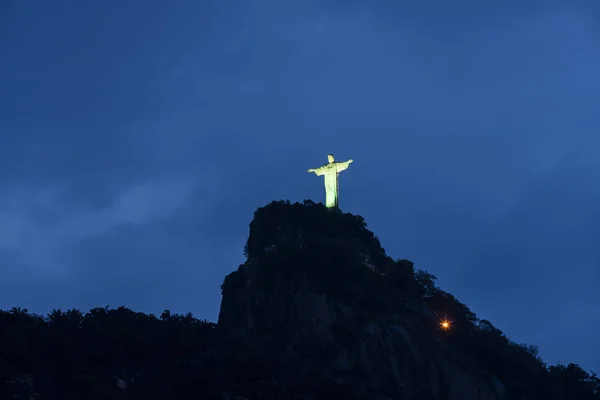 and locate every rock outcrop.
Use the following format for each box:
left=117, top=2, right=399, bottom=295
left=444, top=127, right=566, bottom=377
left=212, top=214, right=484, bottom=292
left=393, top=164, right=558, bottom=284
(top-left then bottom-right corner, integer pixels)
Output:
left=219, top=200, right=505, bottom=399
